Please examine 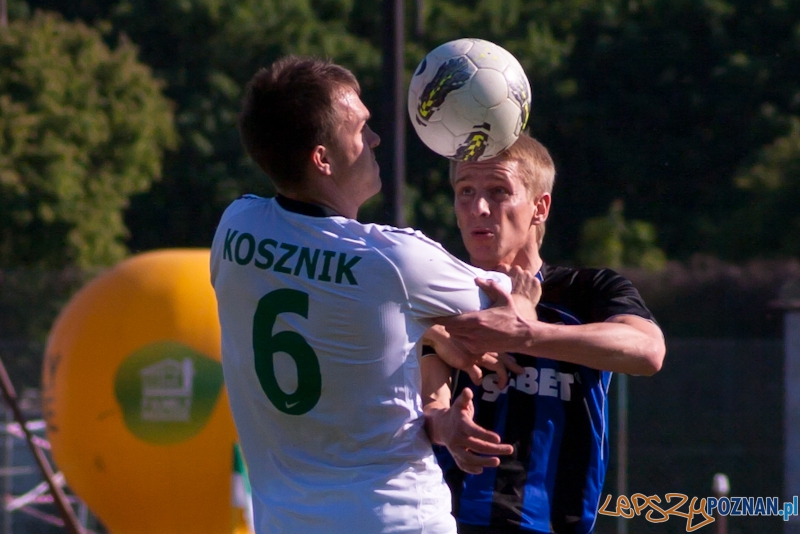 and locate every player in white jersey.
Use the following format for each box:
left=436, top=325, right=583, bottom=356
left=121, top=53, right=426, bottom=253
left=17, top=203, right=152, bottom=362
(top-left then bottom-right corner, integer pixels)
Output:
left=210, top=56, right=519, bottom=533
